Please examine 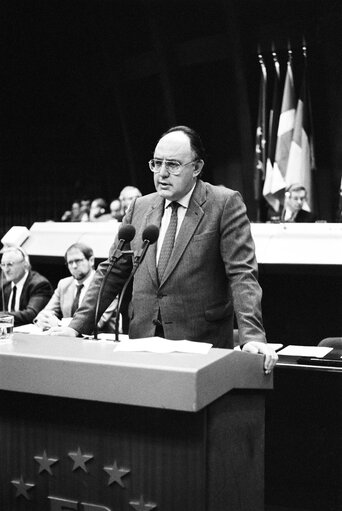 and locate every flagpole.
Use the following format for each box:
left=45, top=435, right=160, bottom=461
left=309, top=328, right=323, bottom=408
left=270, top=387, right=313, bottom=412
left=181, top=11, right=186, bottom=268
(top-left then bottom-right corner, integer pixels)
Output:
left=303, top=38, right=318, bottom=214
left=254, top=50, right=267, bottom=222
